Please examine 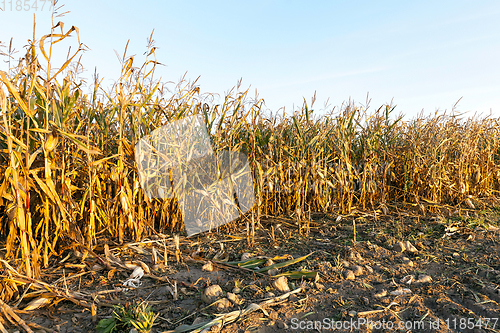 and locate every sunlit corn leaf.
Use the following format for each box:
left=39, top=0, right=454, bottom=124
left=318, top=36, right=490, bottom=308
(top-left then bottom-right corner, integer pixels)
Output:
left=255, top=253, right=314, bottom=273
left=56, top=129, right=101, bottom=155
left=225, top=258, right=267, bottom=269
left=24, top=296, right=52, bottom=311
left=225, top=254, right=291, bottom=266
left=273, top=270, right=318, bottom=280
